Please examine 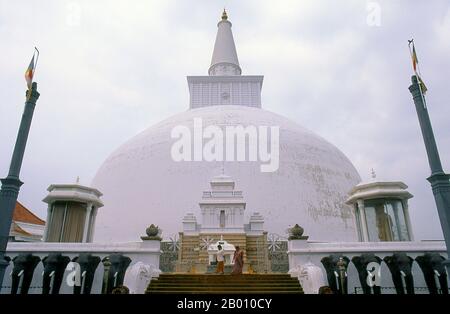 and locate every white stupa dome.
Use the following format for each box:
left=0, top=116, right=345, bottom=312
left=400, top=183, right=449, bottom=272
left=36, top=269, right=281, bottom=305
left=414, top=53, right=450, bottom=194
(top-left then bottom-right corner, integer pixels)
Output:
left=92, top=105, right=361, bottom=242
left=91, top=12, right=361, bottom=243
